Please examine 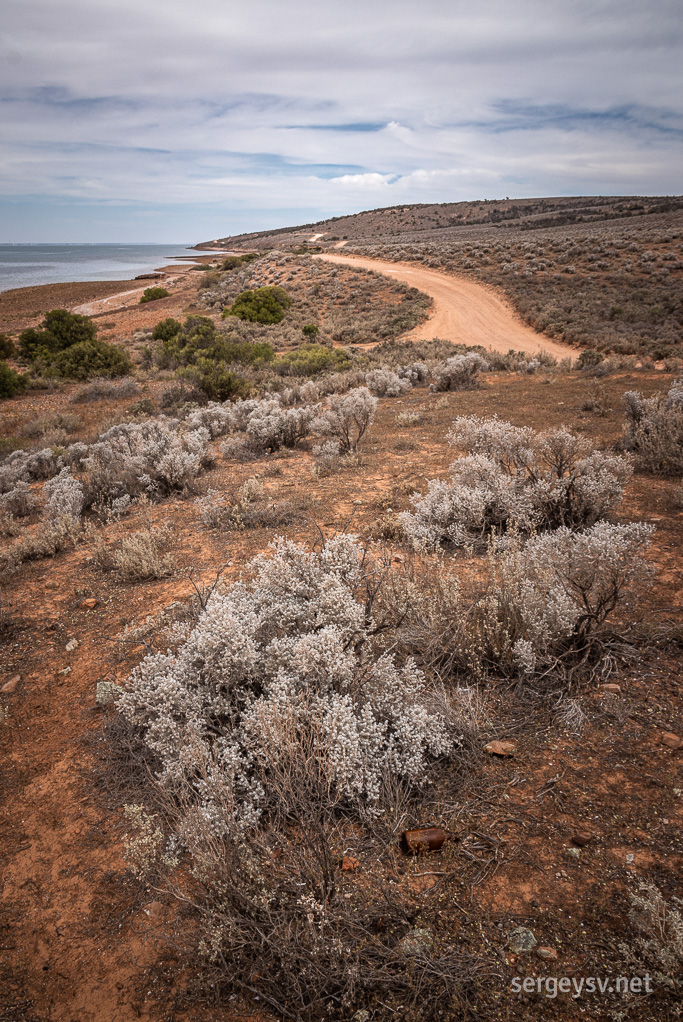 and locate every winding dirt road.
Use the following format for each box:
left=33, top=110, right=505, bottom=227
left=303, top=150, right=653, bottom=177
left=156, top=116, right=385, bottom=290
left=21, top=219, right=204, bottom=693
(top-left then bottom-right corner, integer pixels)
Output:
left=316, top=253, right=574, bottom=359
